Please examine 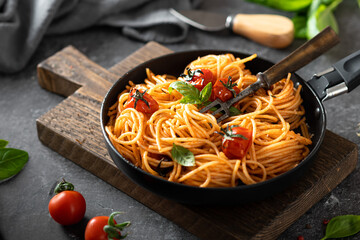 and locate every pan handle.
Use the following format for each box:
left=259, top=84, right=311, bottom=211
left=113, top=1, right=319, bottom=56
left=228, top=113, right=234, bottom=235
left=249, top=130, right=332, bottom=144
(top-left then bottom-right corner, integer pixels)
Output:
left=307, top=49, right=360, bottom=101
